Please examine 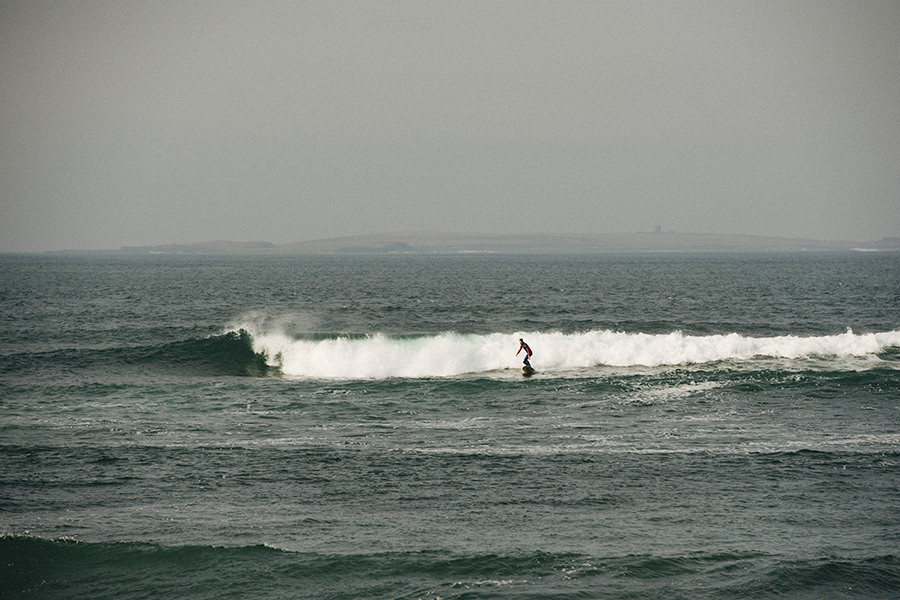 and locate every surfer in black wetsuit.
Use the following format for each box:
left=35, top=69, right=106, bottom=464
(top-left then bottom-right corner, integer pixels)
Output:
left=517, top=338, right=533, bottom=367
